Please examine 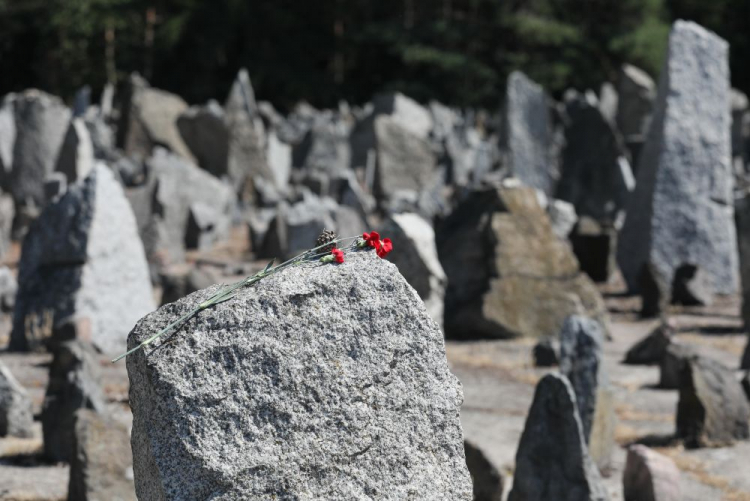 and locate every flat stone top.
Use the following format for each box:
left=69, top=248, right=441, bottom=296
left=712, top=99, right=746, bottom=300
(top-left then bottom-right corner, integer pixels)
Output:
left=127, top=250, right=471, bottom=500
